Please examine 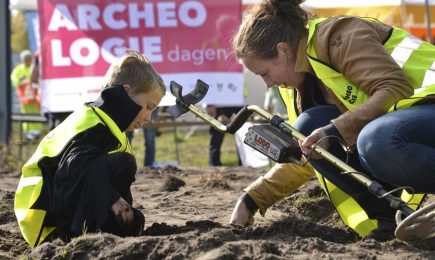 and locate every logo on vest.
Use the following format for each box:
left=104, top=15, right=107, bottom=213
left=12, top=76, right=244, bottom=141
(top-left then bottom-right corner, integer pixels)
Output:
left=343, top=85, right=358, bottom=104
